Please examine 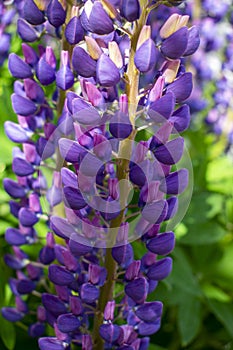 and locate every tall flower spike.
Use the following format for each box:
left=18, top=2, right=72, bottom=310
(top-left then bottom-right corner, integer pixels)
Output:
left=2, top=2, right=199, bottom=349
